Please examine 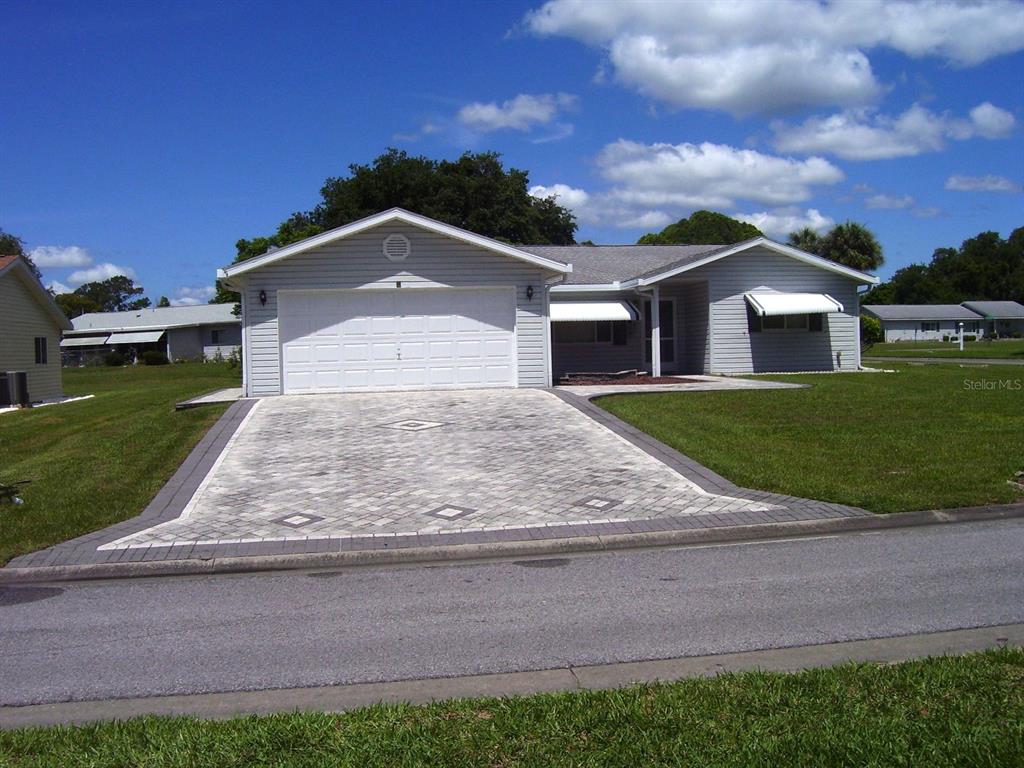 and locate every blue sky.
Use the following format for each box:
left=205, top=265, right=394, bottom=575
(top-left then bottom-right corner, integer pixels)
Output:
left=3, top=0, right=1023, bottom=305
